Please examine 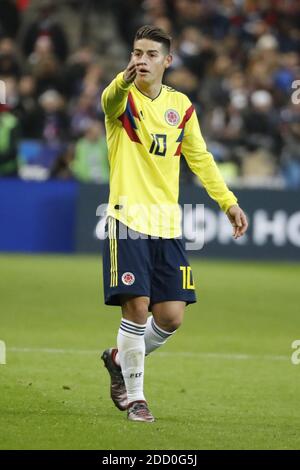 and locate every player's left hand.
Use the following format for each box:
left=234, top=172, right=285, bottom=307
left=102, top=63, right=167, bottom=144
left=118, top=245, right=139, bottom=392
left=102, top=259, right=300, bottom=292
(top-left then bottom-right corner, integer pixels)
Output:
left=226, top=204, right=248, bottom=239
